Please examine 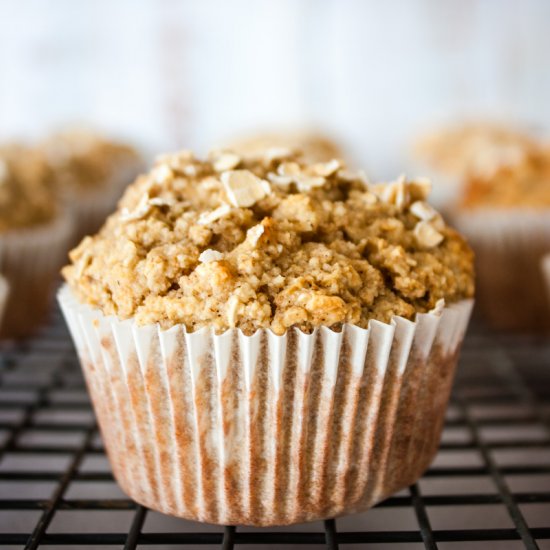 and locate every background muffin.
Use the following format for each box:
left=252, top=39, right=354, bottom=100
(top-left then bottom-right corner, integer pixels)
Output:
left=0, top=144, right=57, bottom=232
left=412, top=122, right=538, bottom=208
left=42, top=128, right=144, bottom=241
left=60, top=149, right=474, bottom=526
left=0, top=144, right=72, bottom=338
left=452, top=148, right=550, bottom=331
left=223, top=129, right=345, bottom=164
